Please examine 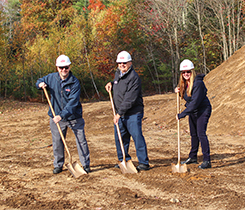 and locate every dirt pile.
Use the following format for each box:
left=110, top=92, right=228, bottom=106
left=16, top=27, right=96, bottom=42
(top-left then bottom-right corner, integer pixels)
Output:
left=205, top=45, right=245, bottom=135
